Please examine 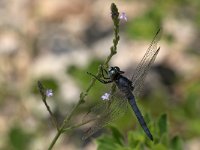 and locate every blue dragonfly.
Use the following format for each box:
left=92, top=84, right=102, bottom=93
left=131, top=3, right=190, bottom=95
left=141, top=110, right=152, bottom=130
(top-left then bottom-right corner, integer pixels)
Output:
left=83, top=29, right=161, bottom=141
